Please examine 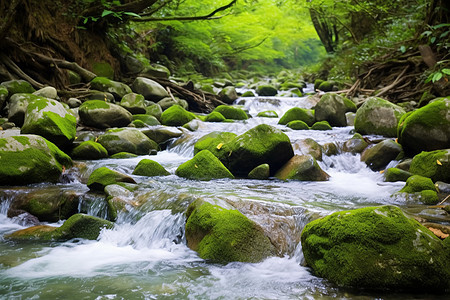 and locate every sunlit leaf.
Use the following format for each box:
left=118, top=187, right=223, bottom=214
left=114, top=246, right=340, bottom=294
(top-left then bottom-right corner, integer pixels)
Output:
left=432, top=72, right=443, bottom=82
left=437, top=160, right=442, bottom=165
left=101, top=10, right=114, bottom=18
